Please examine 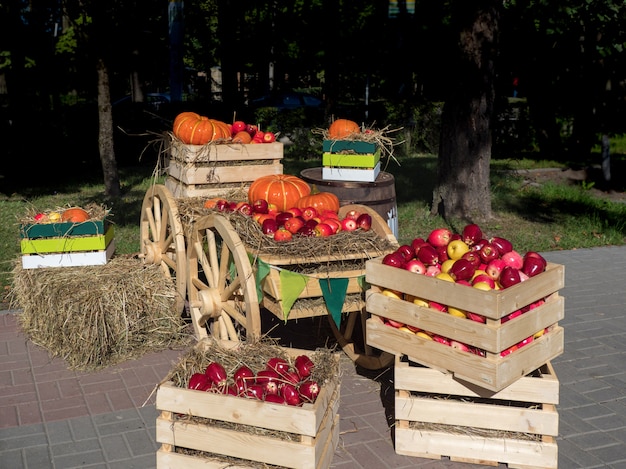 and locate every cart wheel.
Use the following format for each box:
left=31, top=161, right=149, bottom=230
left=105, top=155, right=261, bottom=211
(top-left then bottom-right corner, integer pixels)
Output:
left=186, top=213, right=261, bottom=341
left=139, top=184, right=187, bottom=315
left=327, top=309, right=394, bottom=370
